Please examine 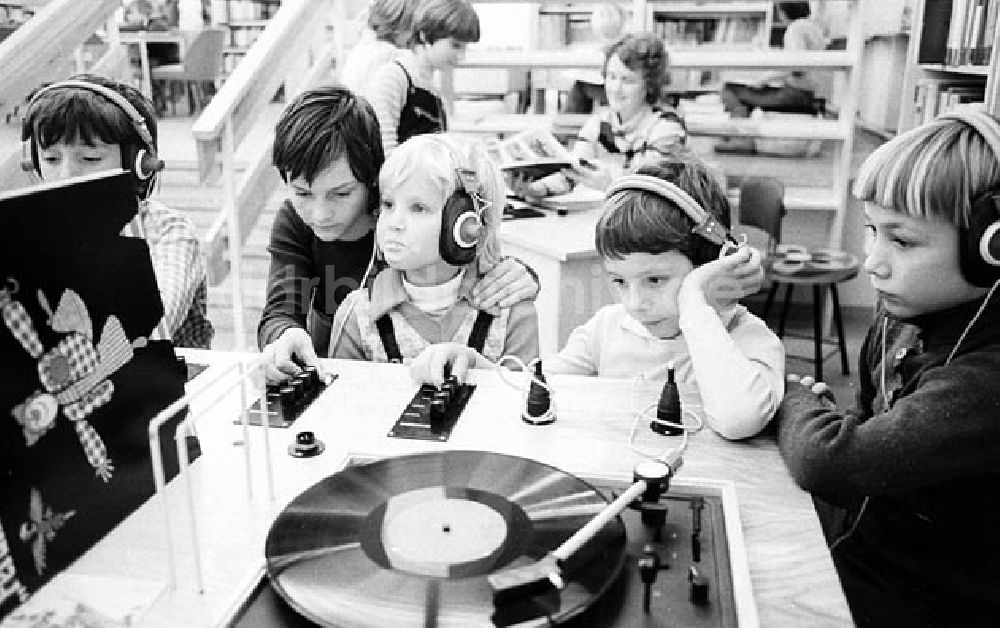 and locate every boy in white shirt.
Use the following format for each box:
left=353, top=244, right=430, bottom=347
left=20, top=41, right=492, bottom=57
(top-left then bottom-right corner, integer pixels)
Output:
left=545, top=155, right=785, bottom=439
